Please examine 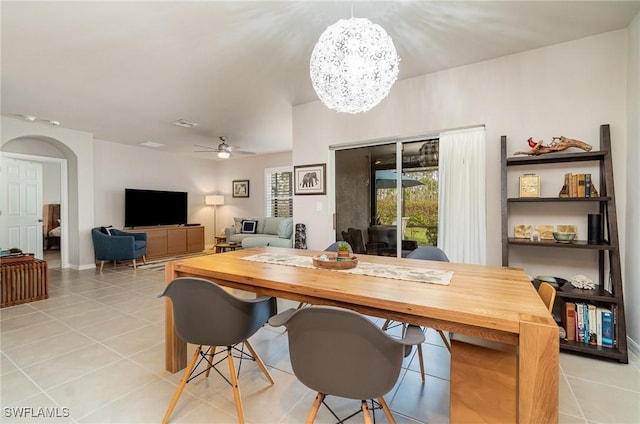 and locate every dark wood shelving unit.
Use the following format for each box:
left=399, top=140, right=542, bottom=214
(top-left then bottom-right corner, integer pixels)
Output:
left=501, top=124, right=628, bottom=363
